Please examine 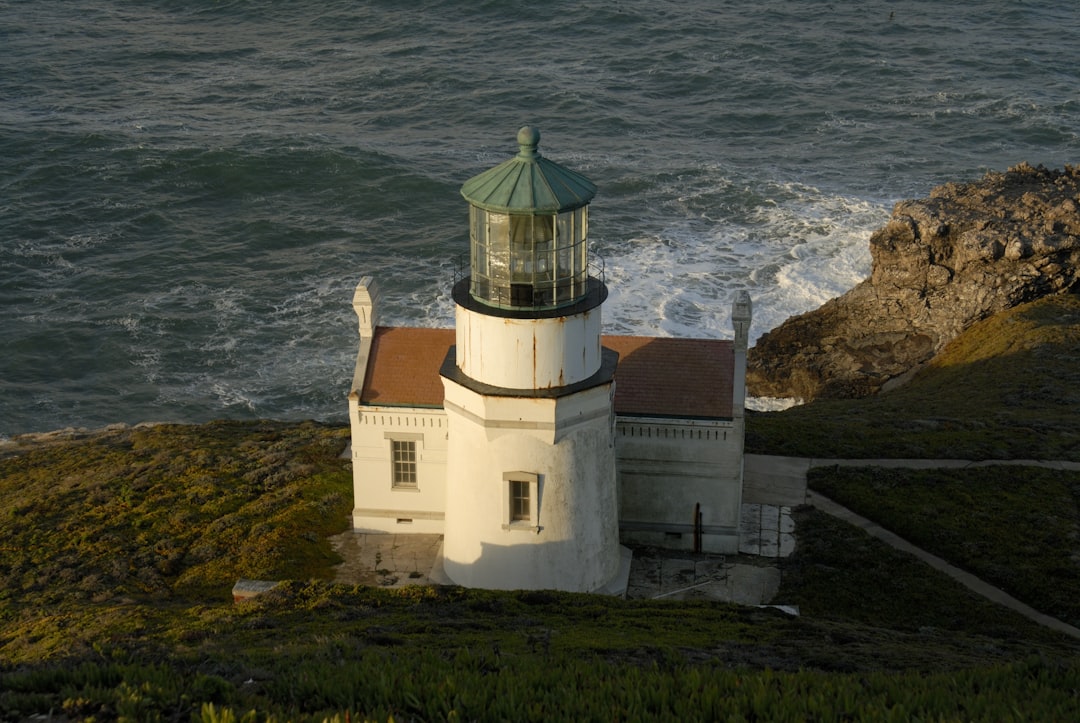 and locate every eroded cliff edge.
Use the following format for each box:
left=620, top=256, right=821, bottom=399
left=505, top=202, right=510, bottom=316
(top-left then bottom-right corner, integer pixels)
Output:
left=747, top=163, right=1080, bottom=401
